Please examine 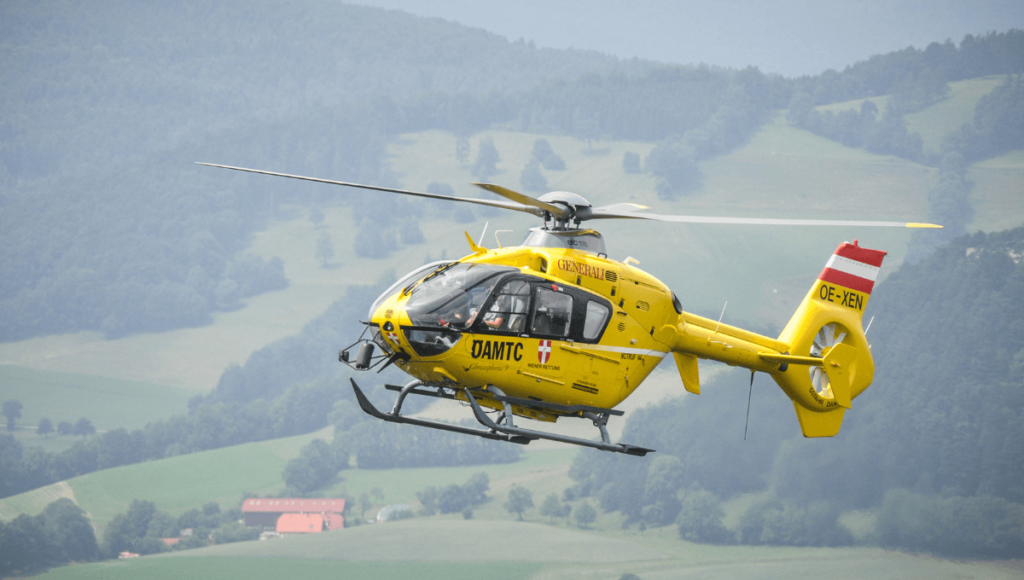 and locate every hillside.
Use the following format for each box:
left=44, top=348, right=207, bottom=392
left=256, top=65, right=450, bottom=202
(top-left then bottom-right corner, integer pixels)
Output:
left=0, top=427, right=329, bottom=530
left=815, top=75, right=1009, bottom=154
left=0, top=0, right=652, bottom=343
